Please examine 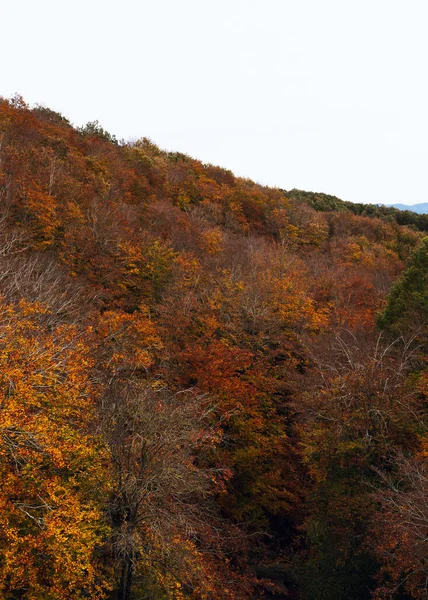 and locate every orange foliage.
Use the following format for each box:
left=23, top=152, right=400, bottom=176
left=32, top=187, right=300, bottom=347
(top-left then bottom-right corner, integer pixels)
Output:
left=0, top=95, right=425, bottom=599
